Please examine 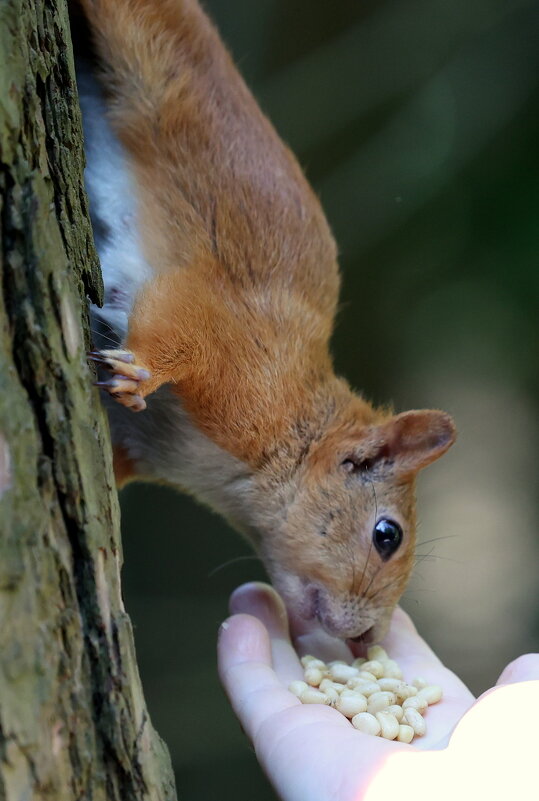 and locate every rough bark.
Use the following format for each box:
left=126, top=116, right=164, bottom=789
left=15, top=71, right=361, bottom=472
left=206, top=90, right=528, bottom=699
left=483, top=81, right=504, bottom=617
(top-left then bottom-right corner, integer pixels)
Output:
left=0, top=1, right=177, bottom=798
